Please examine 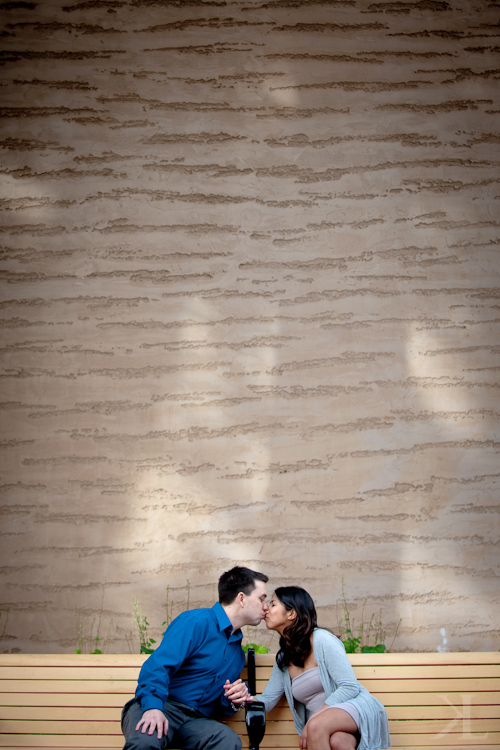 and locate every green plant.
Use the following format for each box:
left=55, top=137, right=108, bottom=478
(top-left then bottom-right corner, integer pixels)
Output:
left=242, top=623, right=277, bottom=654
left=126, top=580, right=193, bottom=654
left=335, top=579, right=400, bottom=654
left=0, top=608, right=9, bottom=642
left=74, top=588, right=108, bottom=654
left=131, top=596, right=157, bottom=654
left=242, top=642, right=269, bottom=654
left=163, top=585, right=174, bottom=630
